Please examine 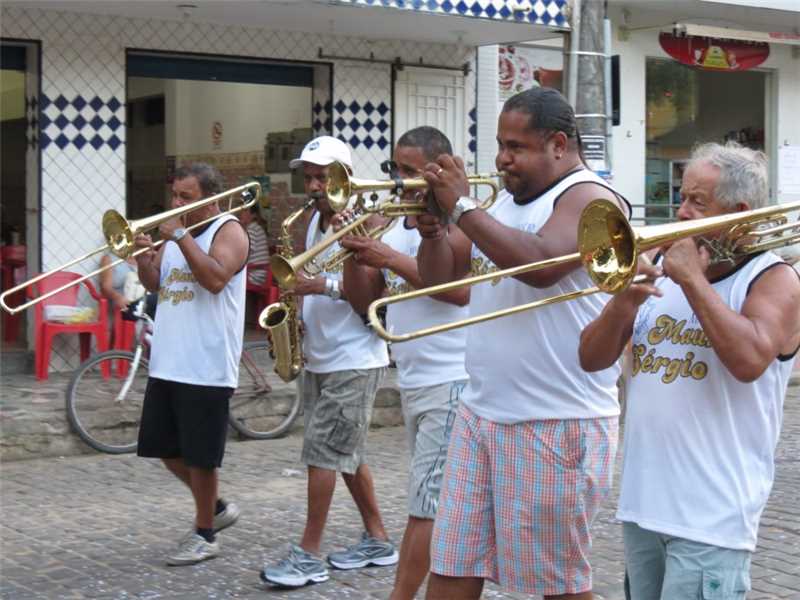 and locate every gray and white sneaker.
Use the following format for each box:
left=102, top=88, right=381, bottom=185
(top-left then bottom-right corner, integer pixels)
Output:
left=166, top=533, right=220, bottom=566
left=260, top=545, right=330, bottom=587
left=327, top=532, right=399, bottom=570
left=213, top=500, right=240, bottom=533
